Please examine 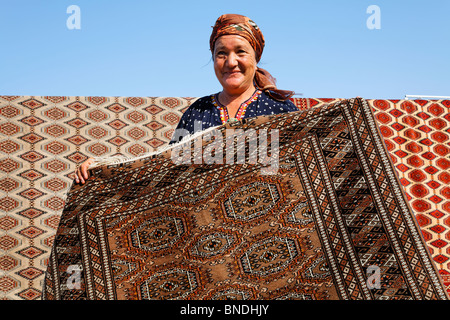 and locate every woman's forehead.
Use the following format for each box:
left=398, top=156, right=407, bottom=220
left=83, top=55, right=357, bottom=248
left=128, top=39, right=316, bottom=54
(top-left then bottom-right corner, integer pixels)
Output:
left=214, top=35, right=253, bottom=50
